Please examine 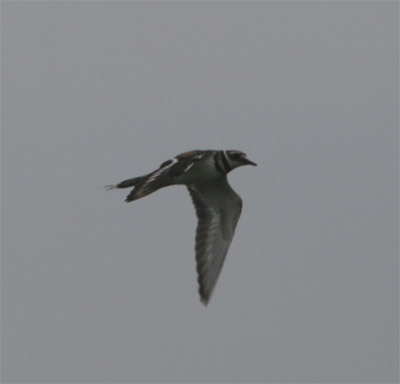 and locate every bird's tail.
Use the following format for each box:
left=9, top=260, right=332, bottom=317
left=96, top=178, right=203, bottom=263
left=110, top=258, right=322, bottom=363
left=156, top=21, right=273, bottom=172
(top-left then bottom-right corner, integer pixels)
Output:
left=105, top=173, right=169, bottom=202
left=105, top=176, right=142, bottom=190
